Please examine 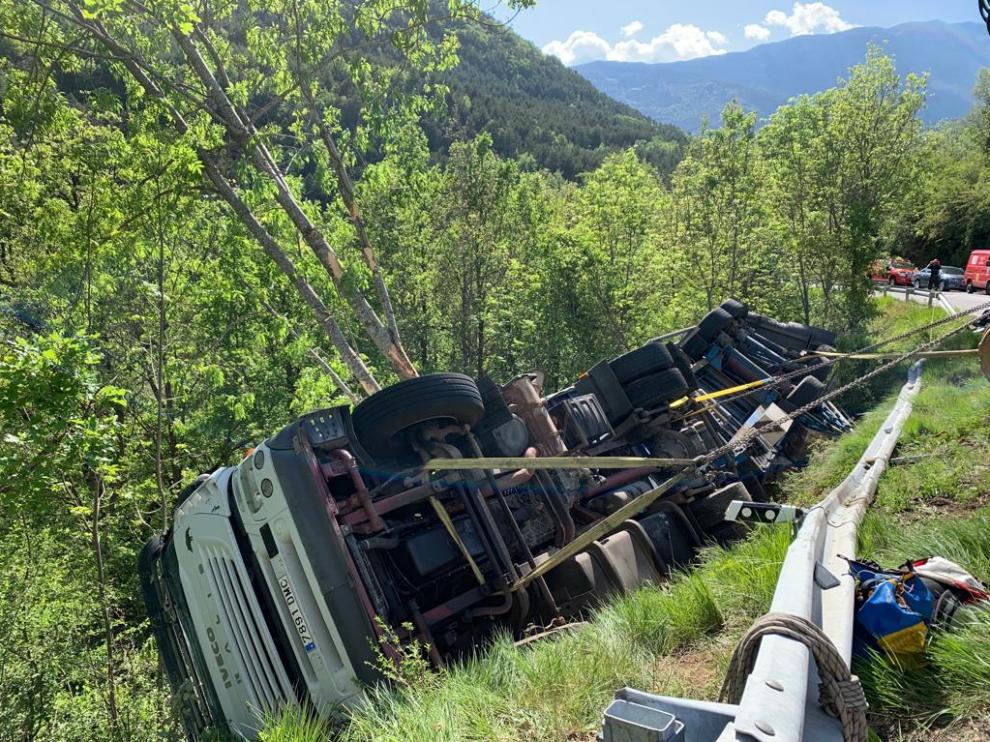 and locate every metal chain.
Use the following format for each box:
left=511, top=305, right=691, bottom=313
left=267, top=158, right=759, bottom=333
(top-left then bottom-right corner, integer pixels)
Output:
left=688, top=299, right=990, bottom=417
left=719, top=613, right=869, bottom=742
left=700, top=316, right=975, bottom=466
